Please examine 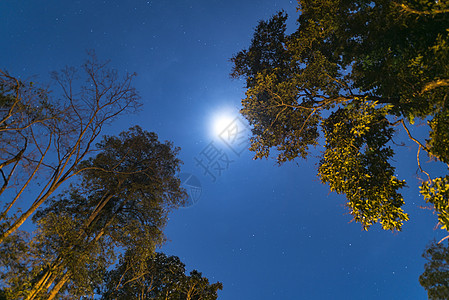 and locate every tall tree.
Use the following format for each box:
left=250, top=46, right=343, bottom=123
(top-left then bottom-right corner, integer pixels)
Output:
left=0, top=69, right=56, bottom=219
left=231, top=1, right=449, bottom=231
left=3, top=126, right=187, bottom=299
left=0, top=52, right=140, bottom=243
left=420, top=240, right=449, bottom=299
left=101, top=250, right=222, bottom=300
